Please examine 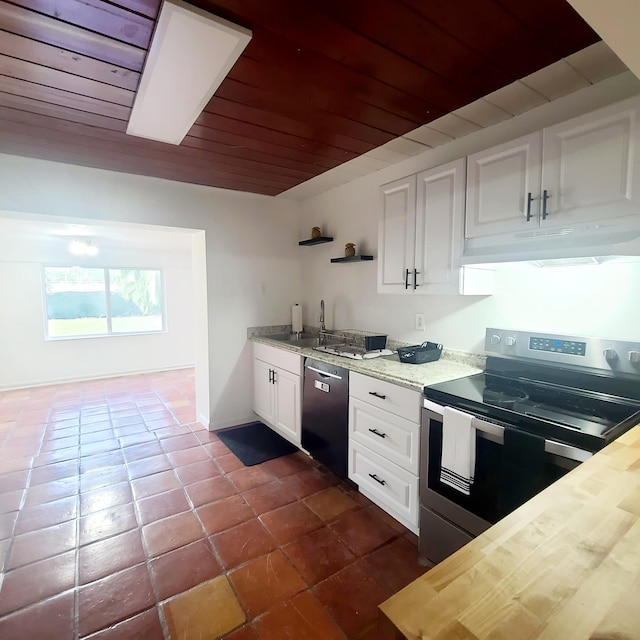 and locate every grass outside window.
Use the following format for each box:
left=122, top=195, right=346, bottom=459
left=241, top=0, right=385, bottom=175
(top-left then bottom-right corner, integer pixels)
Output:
left=43, top=266, right=165, bottom=339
